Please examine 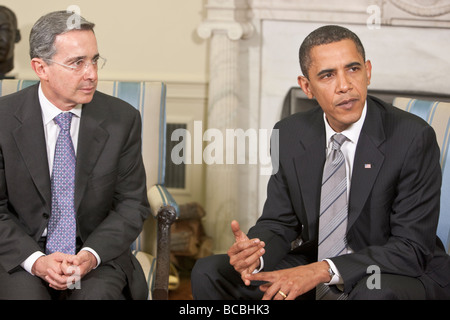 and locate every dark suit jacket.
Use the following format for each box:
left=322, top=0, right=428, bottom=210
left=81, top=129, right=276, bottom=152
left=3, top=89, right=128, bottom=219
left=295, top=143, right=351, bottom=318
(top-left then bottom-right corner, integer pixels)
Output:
left=0, top=83, right=150, bottom=299
left=248, top=95, right=450, bottom=299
